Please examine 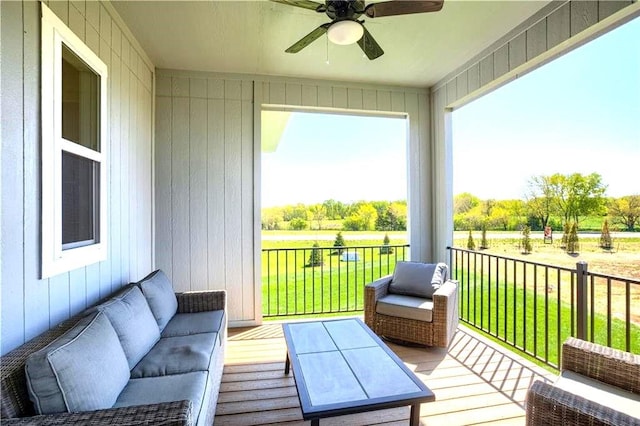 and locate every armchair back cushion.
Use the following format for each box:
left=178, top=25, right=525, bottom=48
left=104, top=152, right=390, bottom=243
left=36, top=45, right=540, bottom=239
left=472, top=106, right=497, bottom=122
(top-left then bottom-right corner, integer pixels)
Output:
left=138, top=269, right=178, bottom=332
left=388, top=262, right=448, bottom=299
left=25, top=312, right=130, bottom=414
